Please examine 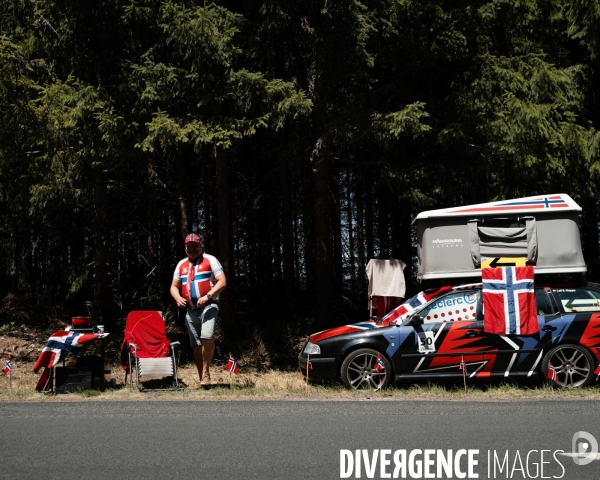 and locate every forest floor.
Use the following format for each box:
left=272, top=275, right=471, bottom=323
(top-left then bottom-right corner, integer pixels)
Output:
left=3, top=330, right=600, bottom=401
